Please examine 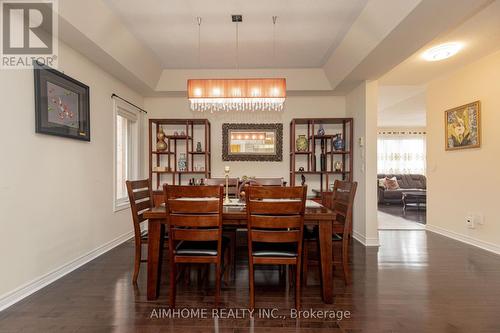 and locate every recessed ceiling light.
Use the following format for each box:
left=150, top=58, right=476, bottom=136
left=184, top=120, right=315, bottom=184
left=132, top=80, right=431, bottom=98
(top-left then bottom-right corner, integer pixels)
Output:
left=422, top=42, right=463, bottom=62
